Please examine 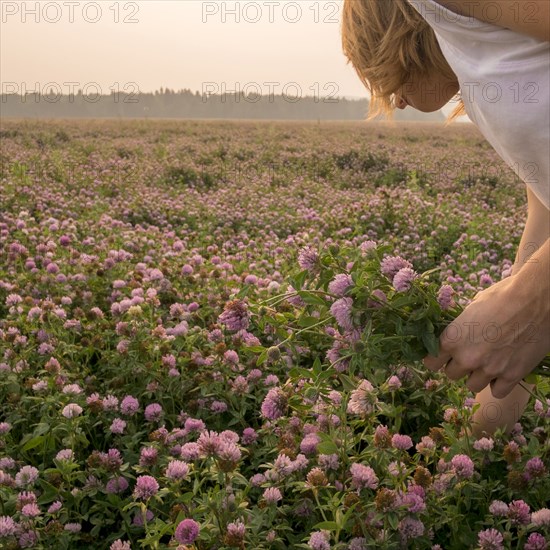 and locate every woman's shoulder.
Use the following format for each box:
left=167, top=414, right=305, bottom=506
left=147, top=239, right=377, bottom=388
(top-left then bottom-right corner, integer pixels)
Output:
left=422, top=0, right=549, bottom=42
left=407, top=0, right=549, bottom=49
left=406, top=0, right=494, bottom=32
